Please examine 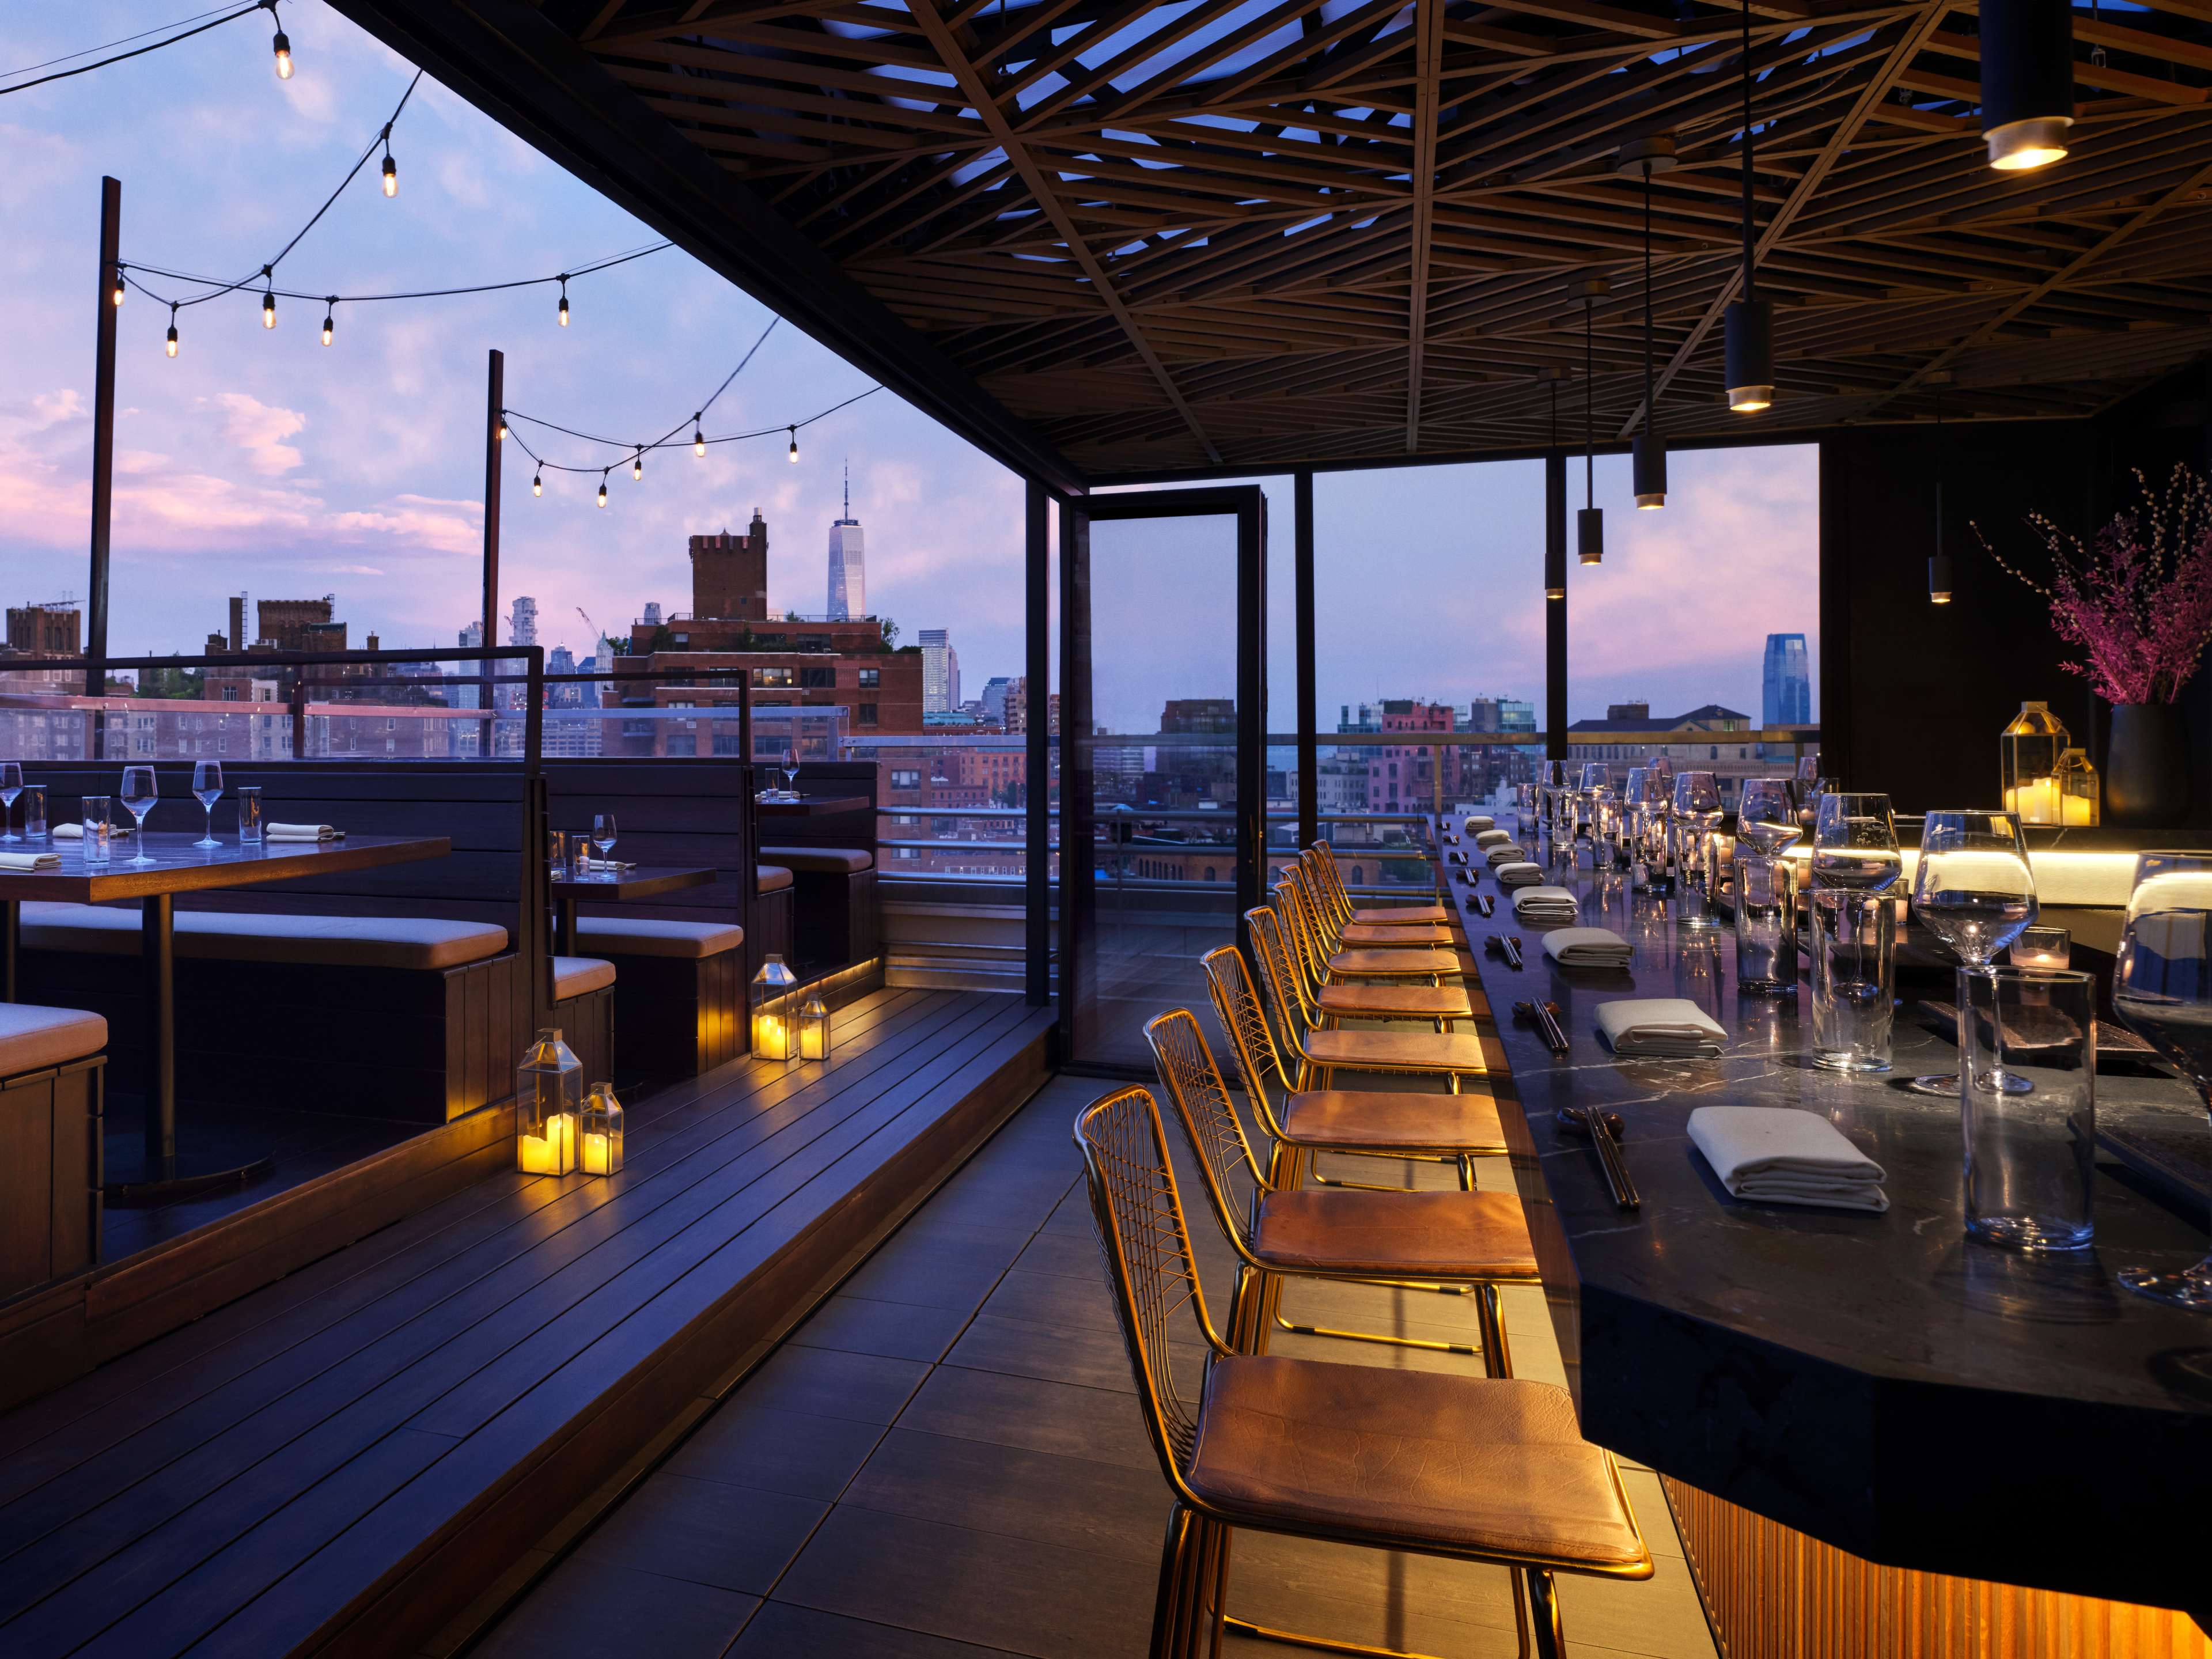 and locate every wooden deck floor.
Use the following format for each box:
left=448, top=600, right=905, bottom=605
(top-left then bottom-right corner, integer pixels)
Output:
left=0, top=988, right=1051, bottom=1659
left=476, top=1073, right=1718, bottom=1659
